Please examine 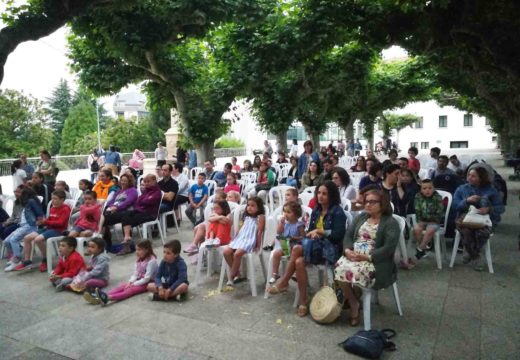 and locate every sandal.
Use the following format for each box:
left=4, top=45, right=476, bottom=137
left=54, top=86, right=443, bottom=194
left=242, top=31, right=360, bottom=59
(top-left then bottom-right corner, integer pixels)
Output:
left=267, top=285, right=288, bottom=295
left=297, top=304, right=308, bottom=317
